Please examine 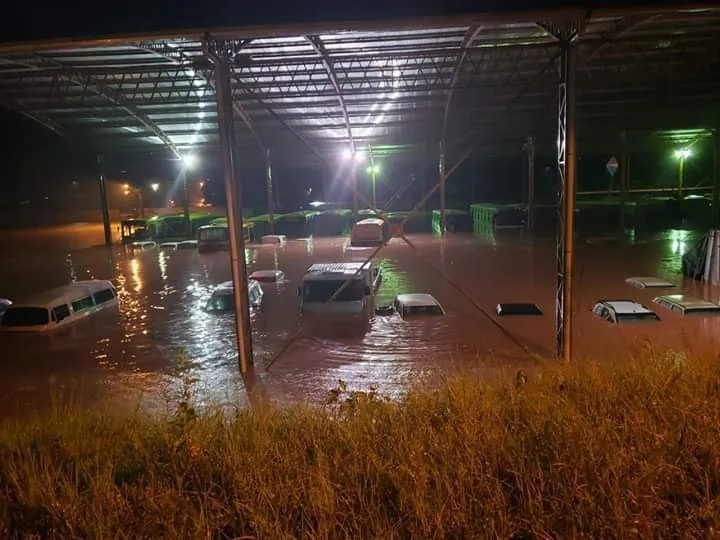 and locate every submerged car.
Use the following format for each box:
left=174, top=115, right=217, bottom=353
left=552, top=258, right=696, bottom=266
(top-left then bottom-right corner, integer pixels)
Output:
left=249, top=270, right=286, bottom=283
left=261, top=235, right=287, bottom=247
left=625, top=276, right=675, bottom=289
left=653, top=294, right=720, bottom=316
left=178, top=240, right=198, bottom=250
left=205, top=280, right=264, bottom=313
left=0, top=298, right=12, bottom=317
left=391, top=293, right=445, bottom=318
left=592, top=300, right=660, bottom=324
left=129, top=240, right=157, bottom=250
